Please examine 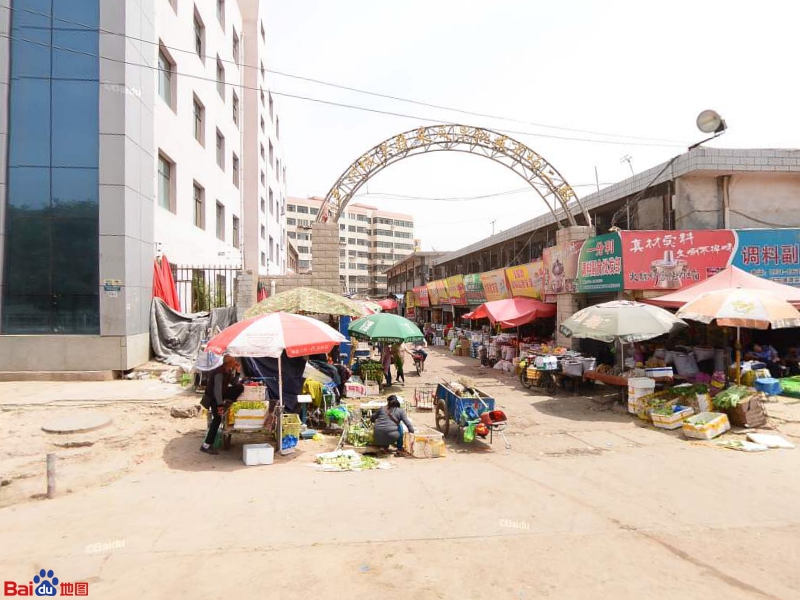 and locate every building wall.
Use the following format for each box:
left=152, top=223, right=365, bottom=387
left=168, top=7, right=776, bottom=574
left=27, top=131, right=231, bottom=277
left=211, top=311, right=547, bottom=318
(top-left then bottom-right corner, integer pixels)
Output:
left=240, top=0, right=287, bottom=277
left=153, top=0, right=244, bottom=268
left=286, top=196, right=415, bottom=296
left=675, top=172, right=800, bottom=230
